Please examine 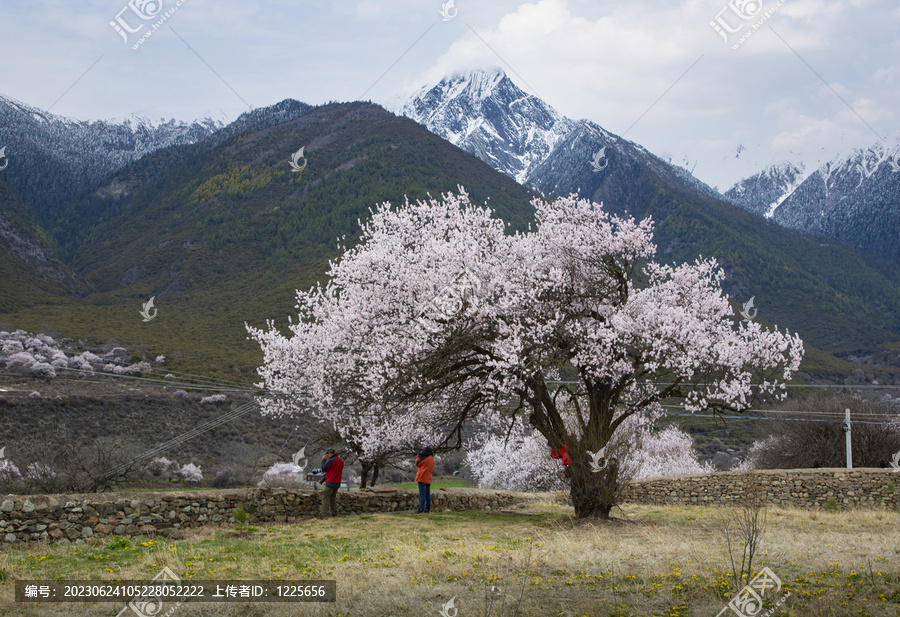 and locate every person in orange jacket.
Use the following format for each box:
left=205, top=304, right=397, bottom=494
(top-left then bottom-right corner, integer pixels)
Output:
left=415, top=446, right=435, bottom=513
